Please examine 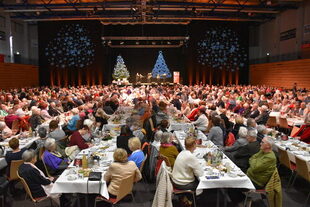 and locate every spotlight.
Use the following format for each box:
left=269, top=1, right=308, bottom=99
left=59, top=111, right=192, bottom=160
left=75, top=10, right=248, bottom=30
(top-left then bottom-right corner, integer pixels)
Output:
left=167, top=41, right=171, bottom=45
left=120, top=41, right=124, bottom=45
left=266, top=53, right=270, bottom=56
left=16, top=51, right=20, bottom=55
left=152, top=41, right=156, bottom=45
left=136, top=41, right=139, bottom=45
